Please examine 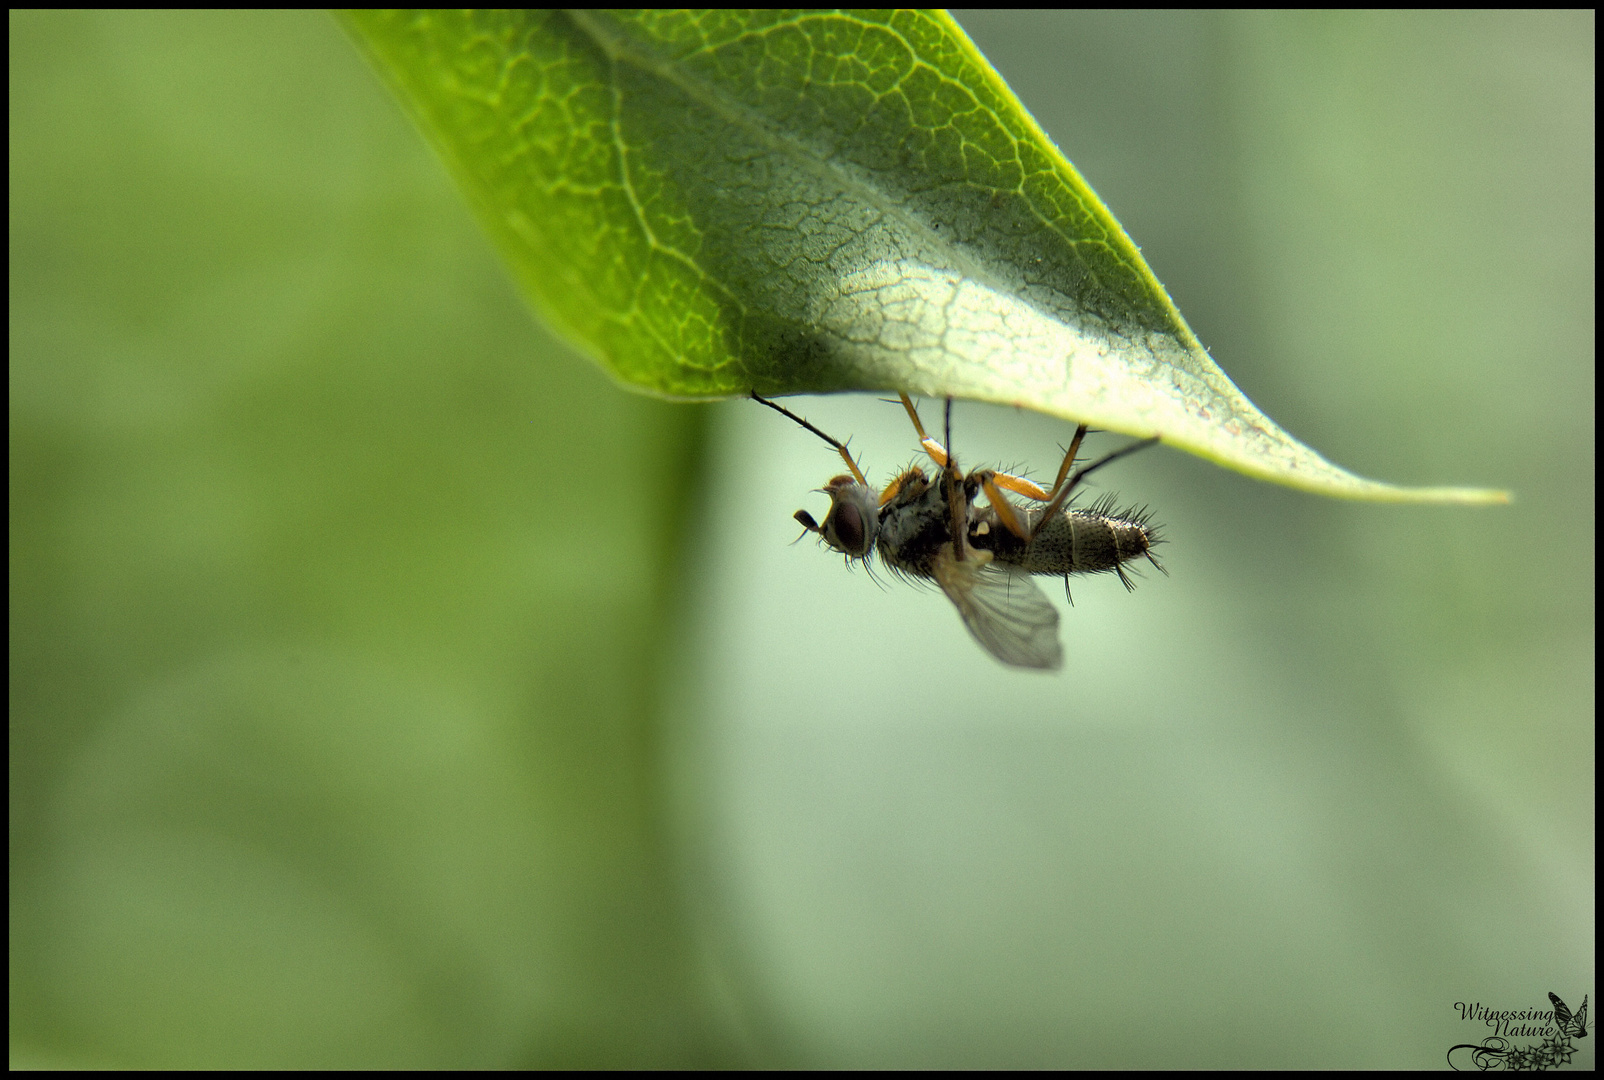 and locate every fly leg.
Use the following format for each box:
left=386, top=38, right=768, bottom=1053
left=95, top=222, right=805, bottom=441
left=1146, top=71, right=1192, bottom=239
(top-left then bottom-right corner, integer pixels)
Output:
left=896, top=394, right=1159, bottom=544
left=941, top=398, right=969, bottom=561
left=1028, top=434, right=1161, bottom=540
left=898, top=394, right=1055, bottom=543
left=751, top=392, right=869, bottom=487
